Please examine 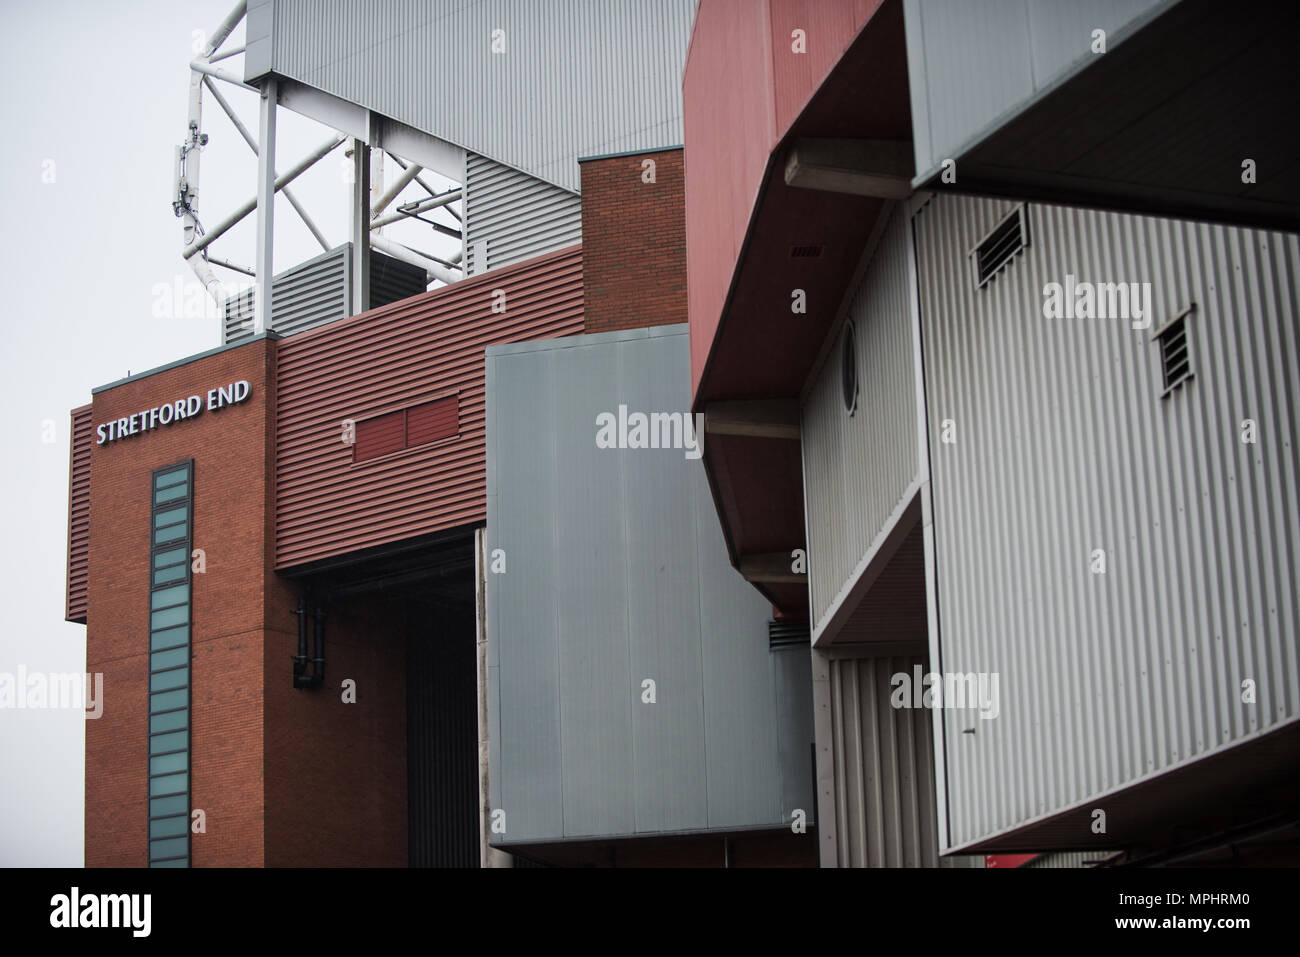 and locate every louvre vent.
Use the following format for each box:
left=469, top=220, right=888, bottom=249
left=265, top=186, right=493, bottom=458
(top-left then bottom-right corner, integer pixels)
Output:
left=1155, top=306, right=1195, bottom=395
left=769, top=619, right=810, bottom=649
left=790, top=244, right=824, bottom=259
left=973, top=207, right=1028, bottom=288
